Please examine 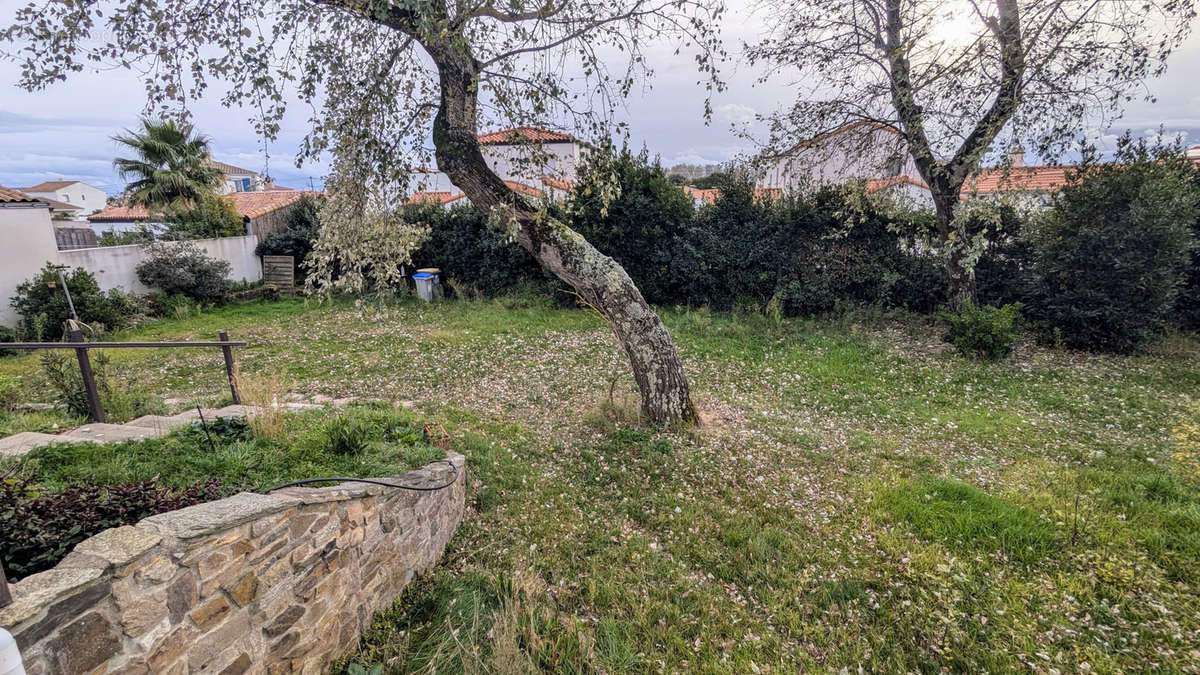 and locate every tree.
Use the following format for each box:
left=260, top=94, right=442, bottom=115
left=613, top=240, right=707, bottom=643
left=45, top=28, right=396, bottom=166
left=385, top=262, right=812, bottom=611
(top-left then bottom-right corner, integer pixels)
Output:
left=112, top=119, right=224, bottom=212
left=162, top=194, right=245, bottom=239
left=747, top=0, right=1195, bottom=306
left=4, top=0, right=723, bottom=425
